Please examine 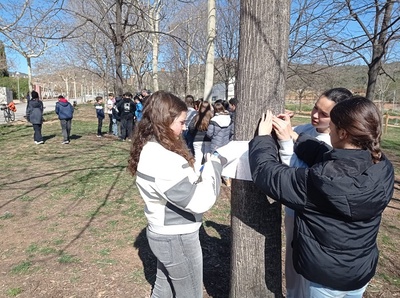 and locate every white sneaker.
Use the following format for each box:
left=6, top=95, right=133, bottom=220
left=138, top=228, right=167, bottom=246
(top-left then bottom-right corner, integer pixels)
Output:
left=62, top=140, right=70, bottom=144
left=35, top=141, right=44, bottom=145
